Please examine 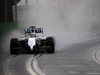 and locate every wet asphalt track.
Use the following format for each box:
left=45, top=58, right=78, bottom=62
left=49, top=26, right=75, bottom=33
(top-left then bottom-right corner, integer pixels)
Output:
left=1, top=38, right=100, bottom=75
left=38, top=38, right=100, bottom=75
